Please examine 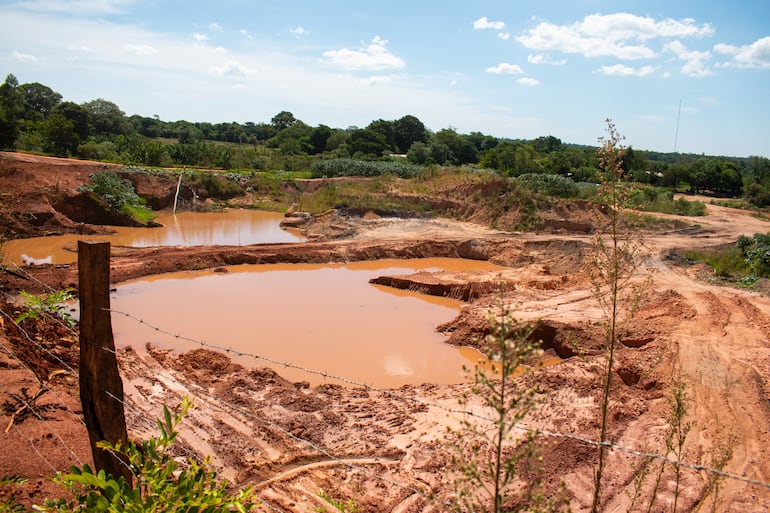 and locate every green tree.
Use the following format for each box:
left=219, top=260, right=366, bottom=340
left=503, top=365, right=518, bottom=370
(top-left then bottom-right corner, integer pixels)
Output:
left=43, top=113, right=80, bottom=156
left=432, top=128, right=479, bottom=165
left=309, top=124, right=332, bottom=154
left=513, top=143, right=541, bottom=176
left=19, top=82, right=62, bottom=121
left=366, top=118, right=397, bottom=152
left=620, top=146, right=648, bottom=177
left=394, top=114, right=428, bottom=153
left=267, top=121, right=312, bottom=155
left=0, top=73, right=23, bottom=148
left=82, top=98, right=129, bottom=135
left=407, top=141, right=432, bottom=165
left=481, top=140, right=518, bottom=174
left=271, top=110, right=298, bottom=131
left=348, top=128, right=389, bottom=157
left=52, top=101, right=90, bottom=141
left=531, top=135, right=562, bottom=154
